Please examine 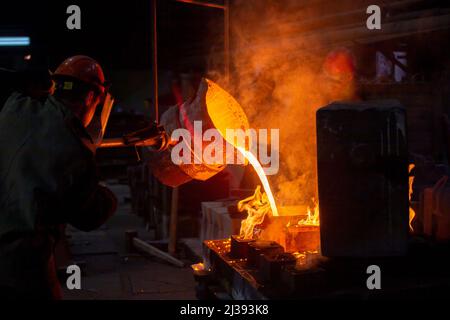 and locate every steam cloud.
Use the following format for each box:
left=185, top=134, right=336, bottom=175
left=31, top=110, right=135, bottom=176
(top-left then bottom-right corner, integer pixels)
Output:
left=208, top=0, right=355, bottom=207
